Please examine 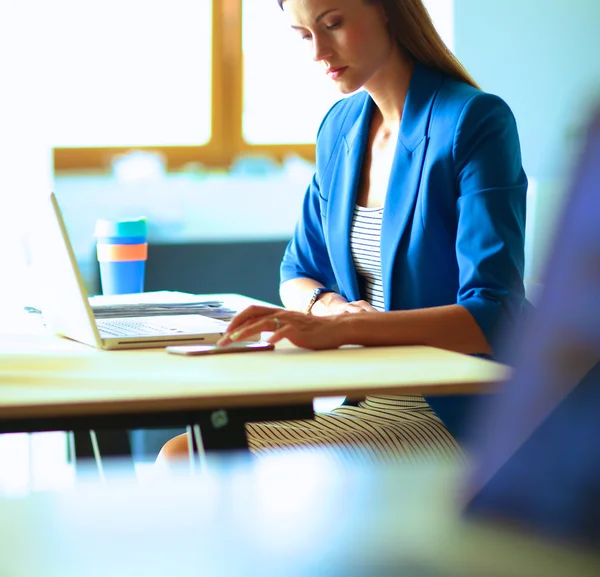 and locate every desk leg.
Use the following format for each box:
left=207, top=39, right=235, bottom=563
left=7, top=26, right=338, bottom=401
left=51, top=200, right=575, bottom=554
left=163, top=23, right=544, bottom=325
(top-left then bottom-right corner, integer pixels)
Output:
left=72, top=429, right=136, bottom=480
